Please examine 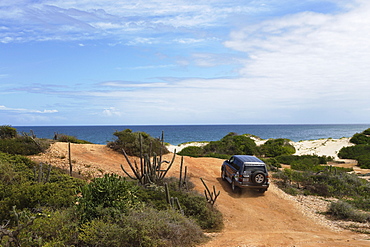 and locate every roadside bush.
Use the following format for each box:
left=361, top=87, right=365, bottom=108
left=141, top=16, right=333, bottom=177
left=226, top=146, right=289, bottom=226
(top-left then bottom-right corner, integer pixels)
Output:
left=0, top=178, right=84, bottom=224
left=76, top=174, right=142, bottom=222
left=79, top=208, right=206, bottom=247
left=136, top=178, right=223, bottom=231
left=172, top=190, right=223, bottom=231
left=274, top=168, right=369, bottom=198
left=0, top=152, right=85, bottom=224
left=259, top=138, right=295, bottom=157
left=328, top=200, right=369, bottom=223
left=18, top=208, right=80, bottom=246
left=347, top=198, right=370, bottom=211
left=107, top=129, right=169, bottom=157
